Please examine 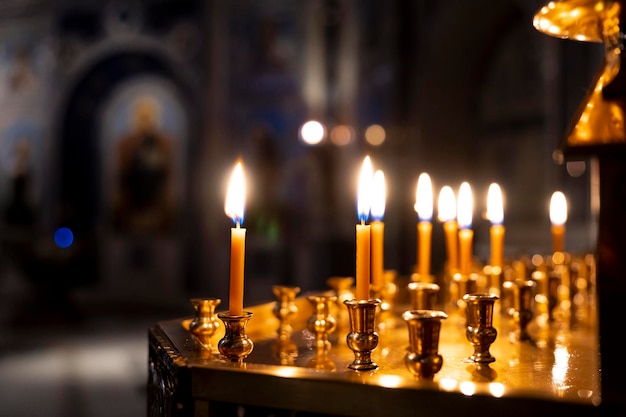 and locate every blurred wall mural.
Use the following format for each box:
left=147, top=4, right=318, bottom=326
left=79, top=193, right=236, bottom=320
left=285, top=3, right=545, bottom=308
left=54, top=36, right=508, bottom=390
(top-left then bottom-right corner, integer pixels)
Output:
left=0, top=0, right=602, bottom=322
